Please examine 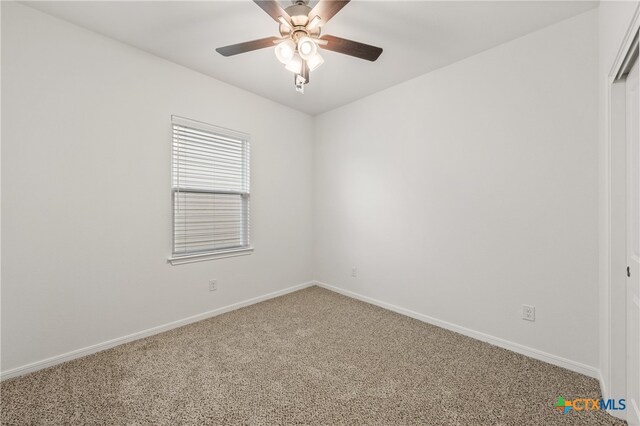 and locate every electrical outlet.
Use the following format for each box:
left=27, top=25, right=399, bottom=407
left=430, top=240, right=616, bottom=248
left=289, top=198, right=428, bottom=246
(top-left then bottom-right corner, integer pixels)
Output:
left=351, top=267, right=357, bottom=278
left=522, top=305, right=535, bottom=322
left=209, top=280, right=217, bottom=292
